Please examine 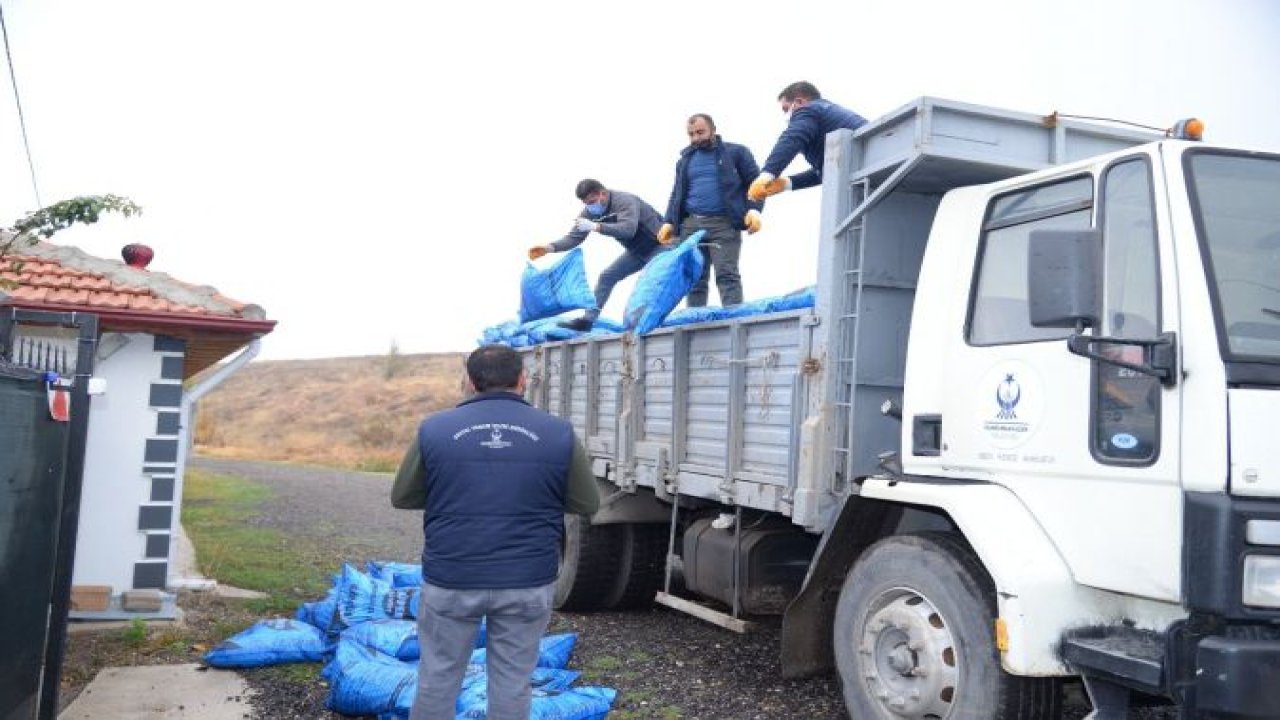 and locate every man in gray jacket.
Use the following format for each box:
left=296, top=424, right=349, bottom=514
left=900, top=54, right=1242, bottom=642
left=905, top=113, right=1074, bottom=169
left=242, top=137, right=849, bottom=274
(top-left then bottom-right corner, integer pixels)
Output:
left=527, top=179, right=665, bottom=331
